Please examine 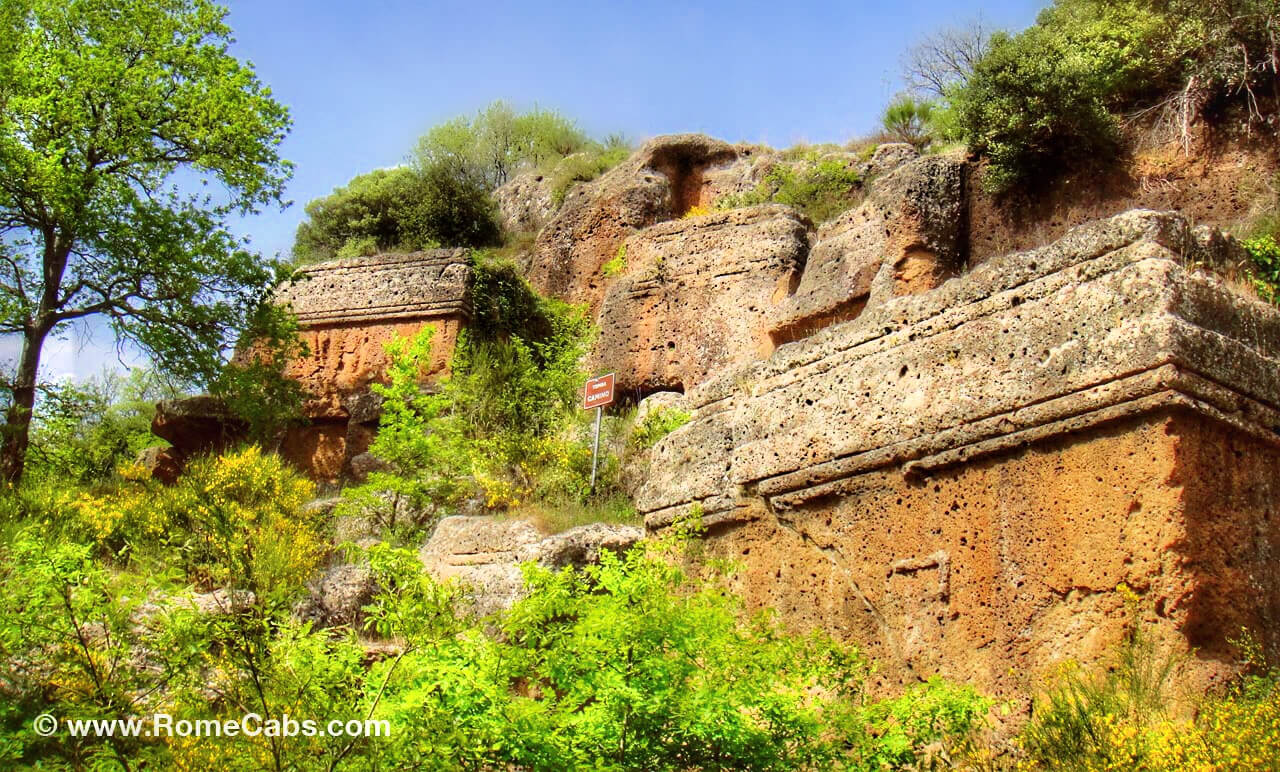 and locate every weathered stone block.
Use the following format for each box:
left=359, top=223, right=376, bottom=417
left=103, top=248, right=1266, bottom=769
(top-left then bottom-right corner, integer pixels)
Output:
left=592, top=204, right=807, bottom=396
left=637, top=209, right=1280, bottom=699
